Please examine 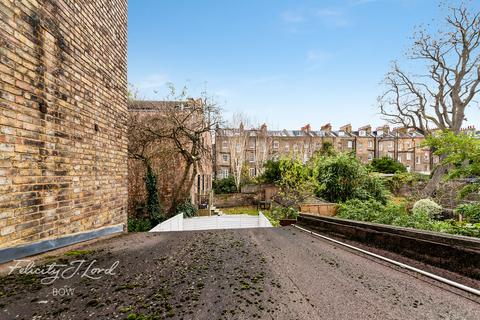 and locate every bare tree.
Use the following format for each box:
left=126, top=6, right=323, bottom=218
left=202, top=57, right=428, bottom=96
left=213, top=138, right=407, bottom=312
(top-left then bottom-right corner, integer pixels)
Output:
left=378, top=2, right=480, bottom=194
left=129, top=85, right=222, bottom=214
left=226, top=113, right=251, bottom=191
